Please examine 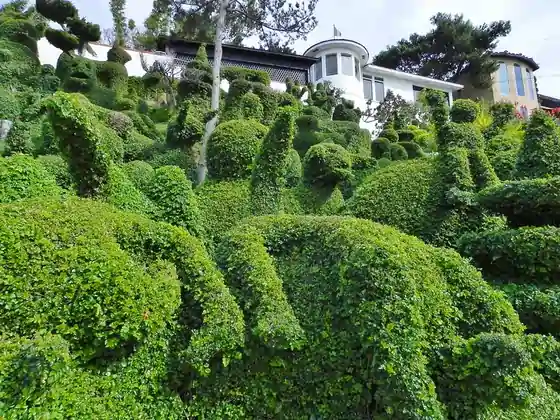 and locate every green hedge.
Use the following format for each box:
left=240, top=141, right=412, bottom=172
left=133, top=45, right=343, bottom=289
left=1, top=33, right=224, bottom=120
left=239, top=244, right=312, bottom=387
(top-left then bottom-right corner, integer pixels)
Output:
left=207, top=119, right=268, bottom=181
left=188, top=215, right=523, bottom=418
left=398, top=141, right=424, bottom=159
left=285, top=148, right=302, bottom=187
left=459, top=226, right=560, bottom=285
left=390, top=142, right=408, bottom=160
left=37, top=154, right=73, bottom=190
left=121, top=160, right=155, bottom=193
left=477, top=177, right=560, bottom=228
